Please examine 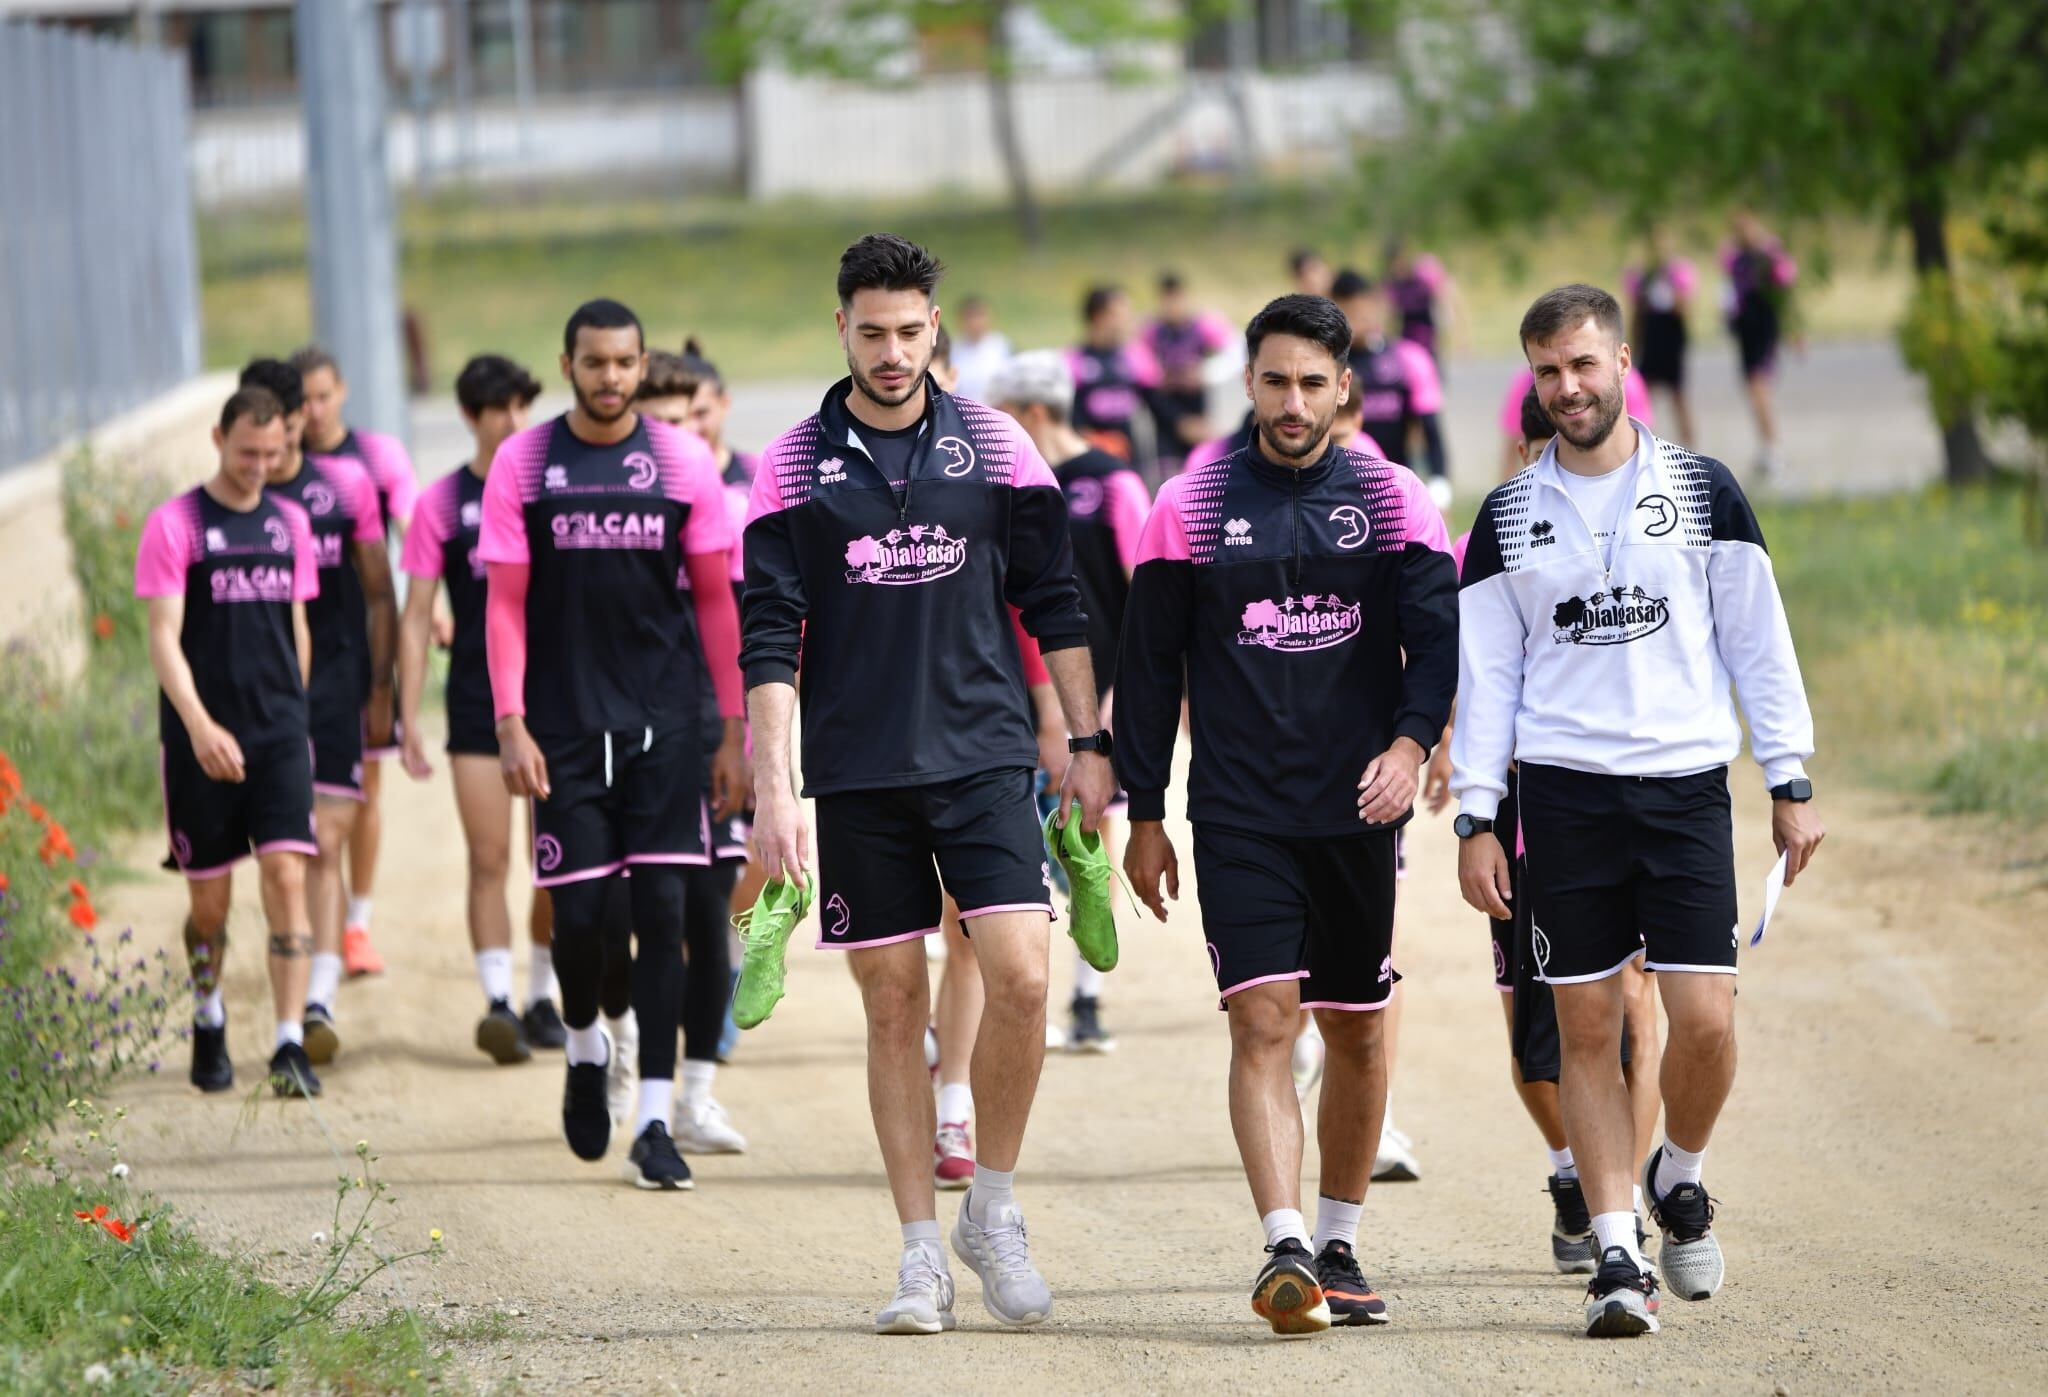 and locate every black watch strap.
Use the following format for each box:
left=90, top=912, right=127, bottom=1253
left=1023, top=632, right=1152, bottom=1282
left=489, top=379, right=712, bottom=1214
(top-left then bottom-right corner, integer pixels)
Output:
left=1770, top=778, right=1814, bottom=802
left=1068, top=729, right=1112, bottom=756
